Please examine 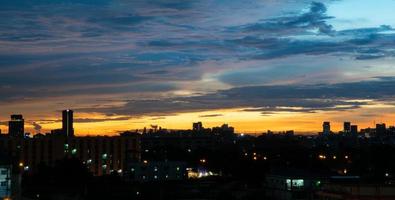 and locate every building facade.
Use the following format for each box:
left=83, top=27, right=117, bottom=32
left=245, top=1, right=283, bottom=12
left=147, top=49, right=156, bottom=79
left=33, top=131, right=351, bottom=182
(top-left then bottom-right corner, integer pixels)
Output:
left=0, top=165, right=11, bottom=199
left=62, top=110, right=74, bottom=137
left=8, top=115, right=24, bottom=138
left=0, top=133, right=141, bottom=176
